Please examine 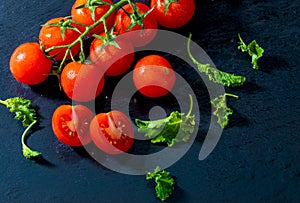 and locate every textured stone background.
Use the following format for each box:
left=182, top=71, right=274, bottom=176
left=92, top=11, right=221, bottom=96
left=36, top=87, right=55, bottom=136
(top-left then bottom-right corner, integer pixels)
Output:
left=0, top=0, right=299, bottom=202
